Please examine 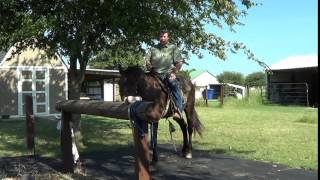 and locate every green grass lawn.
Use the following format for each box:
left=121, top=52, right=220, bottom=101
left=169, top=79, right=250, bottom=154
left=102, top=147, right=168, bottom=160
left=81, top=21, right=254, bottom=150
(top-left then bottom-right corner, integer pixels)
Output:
left=190, top=105, right=318, bottom=170
left=0, top=104, right=318, bottom=171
